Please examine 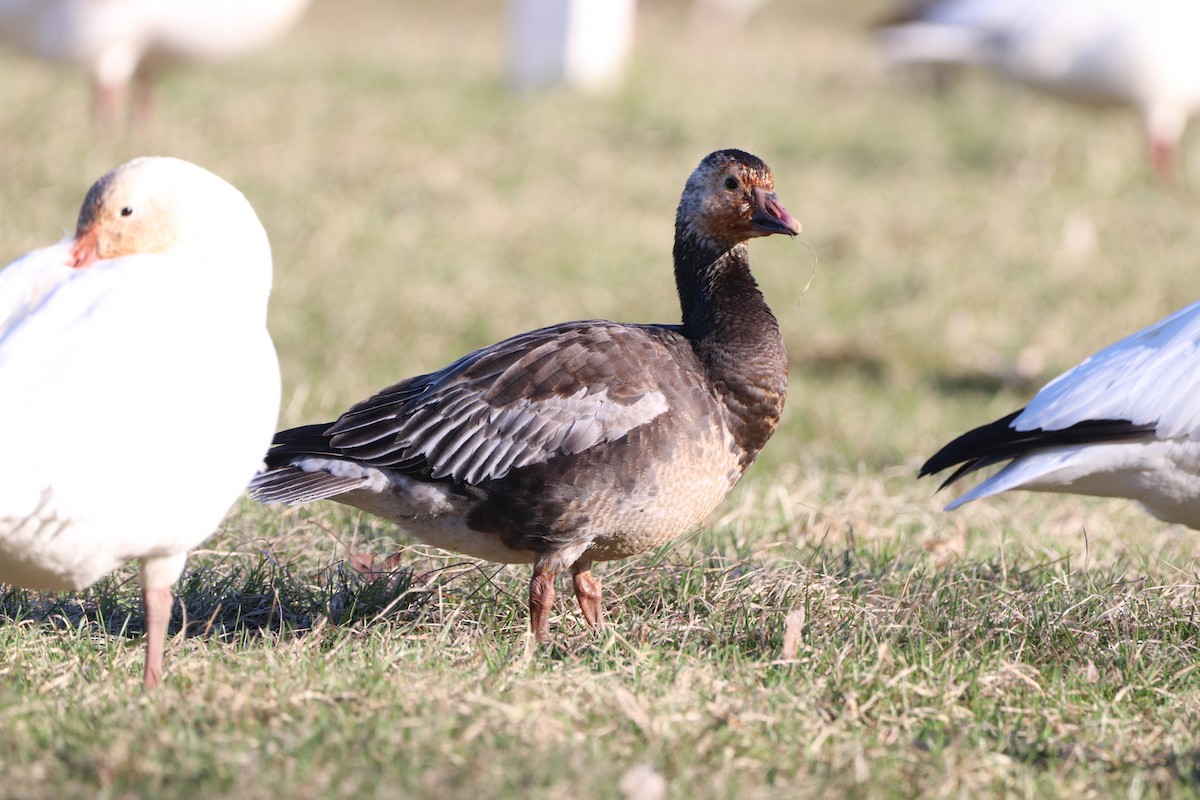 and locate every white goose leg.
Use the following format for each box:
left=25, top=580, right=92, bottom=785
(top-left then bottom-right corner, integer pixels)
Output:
left=139, top=552, right=188, bottom=688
